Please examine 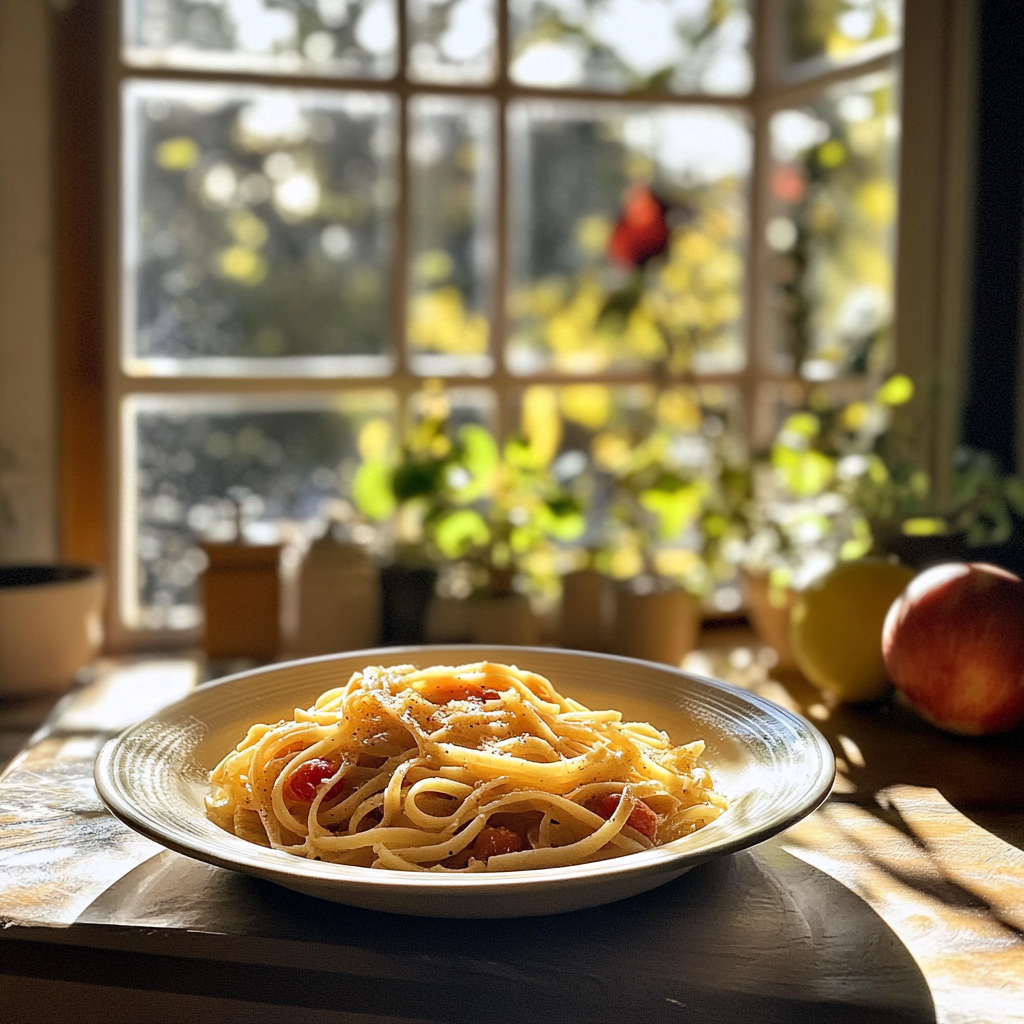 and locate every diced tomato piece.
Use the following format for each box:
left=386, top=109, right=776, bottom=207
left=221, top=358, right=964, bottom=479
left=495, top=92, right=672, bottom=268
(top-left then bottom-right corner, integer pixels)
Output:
left=423, top=681, right=501, bottom=705
left=472, top=826, right=523, bottom=862
left=284, top=757, right=343, bottom=803
left=587, top=793, right=659, bottom=841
